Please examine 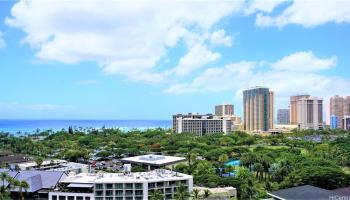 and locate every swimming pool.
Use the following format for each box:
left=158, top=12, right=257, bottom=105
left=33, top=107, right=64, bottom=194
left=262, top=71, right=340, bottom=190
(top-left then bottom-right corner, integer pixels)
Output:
left=225, top=159, right=240, bottom=166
